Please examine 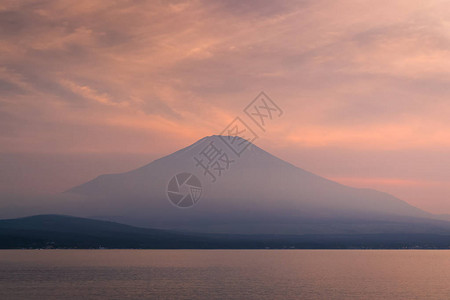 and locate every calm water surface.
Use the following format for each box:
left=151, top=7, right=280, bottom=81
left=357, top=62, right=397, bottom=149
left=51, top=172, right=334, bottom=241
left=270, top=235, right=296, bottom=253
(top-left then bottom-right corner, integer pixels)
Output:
left=0, top=250, right=449, bottom=299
